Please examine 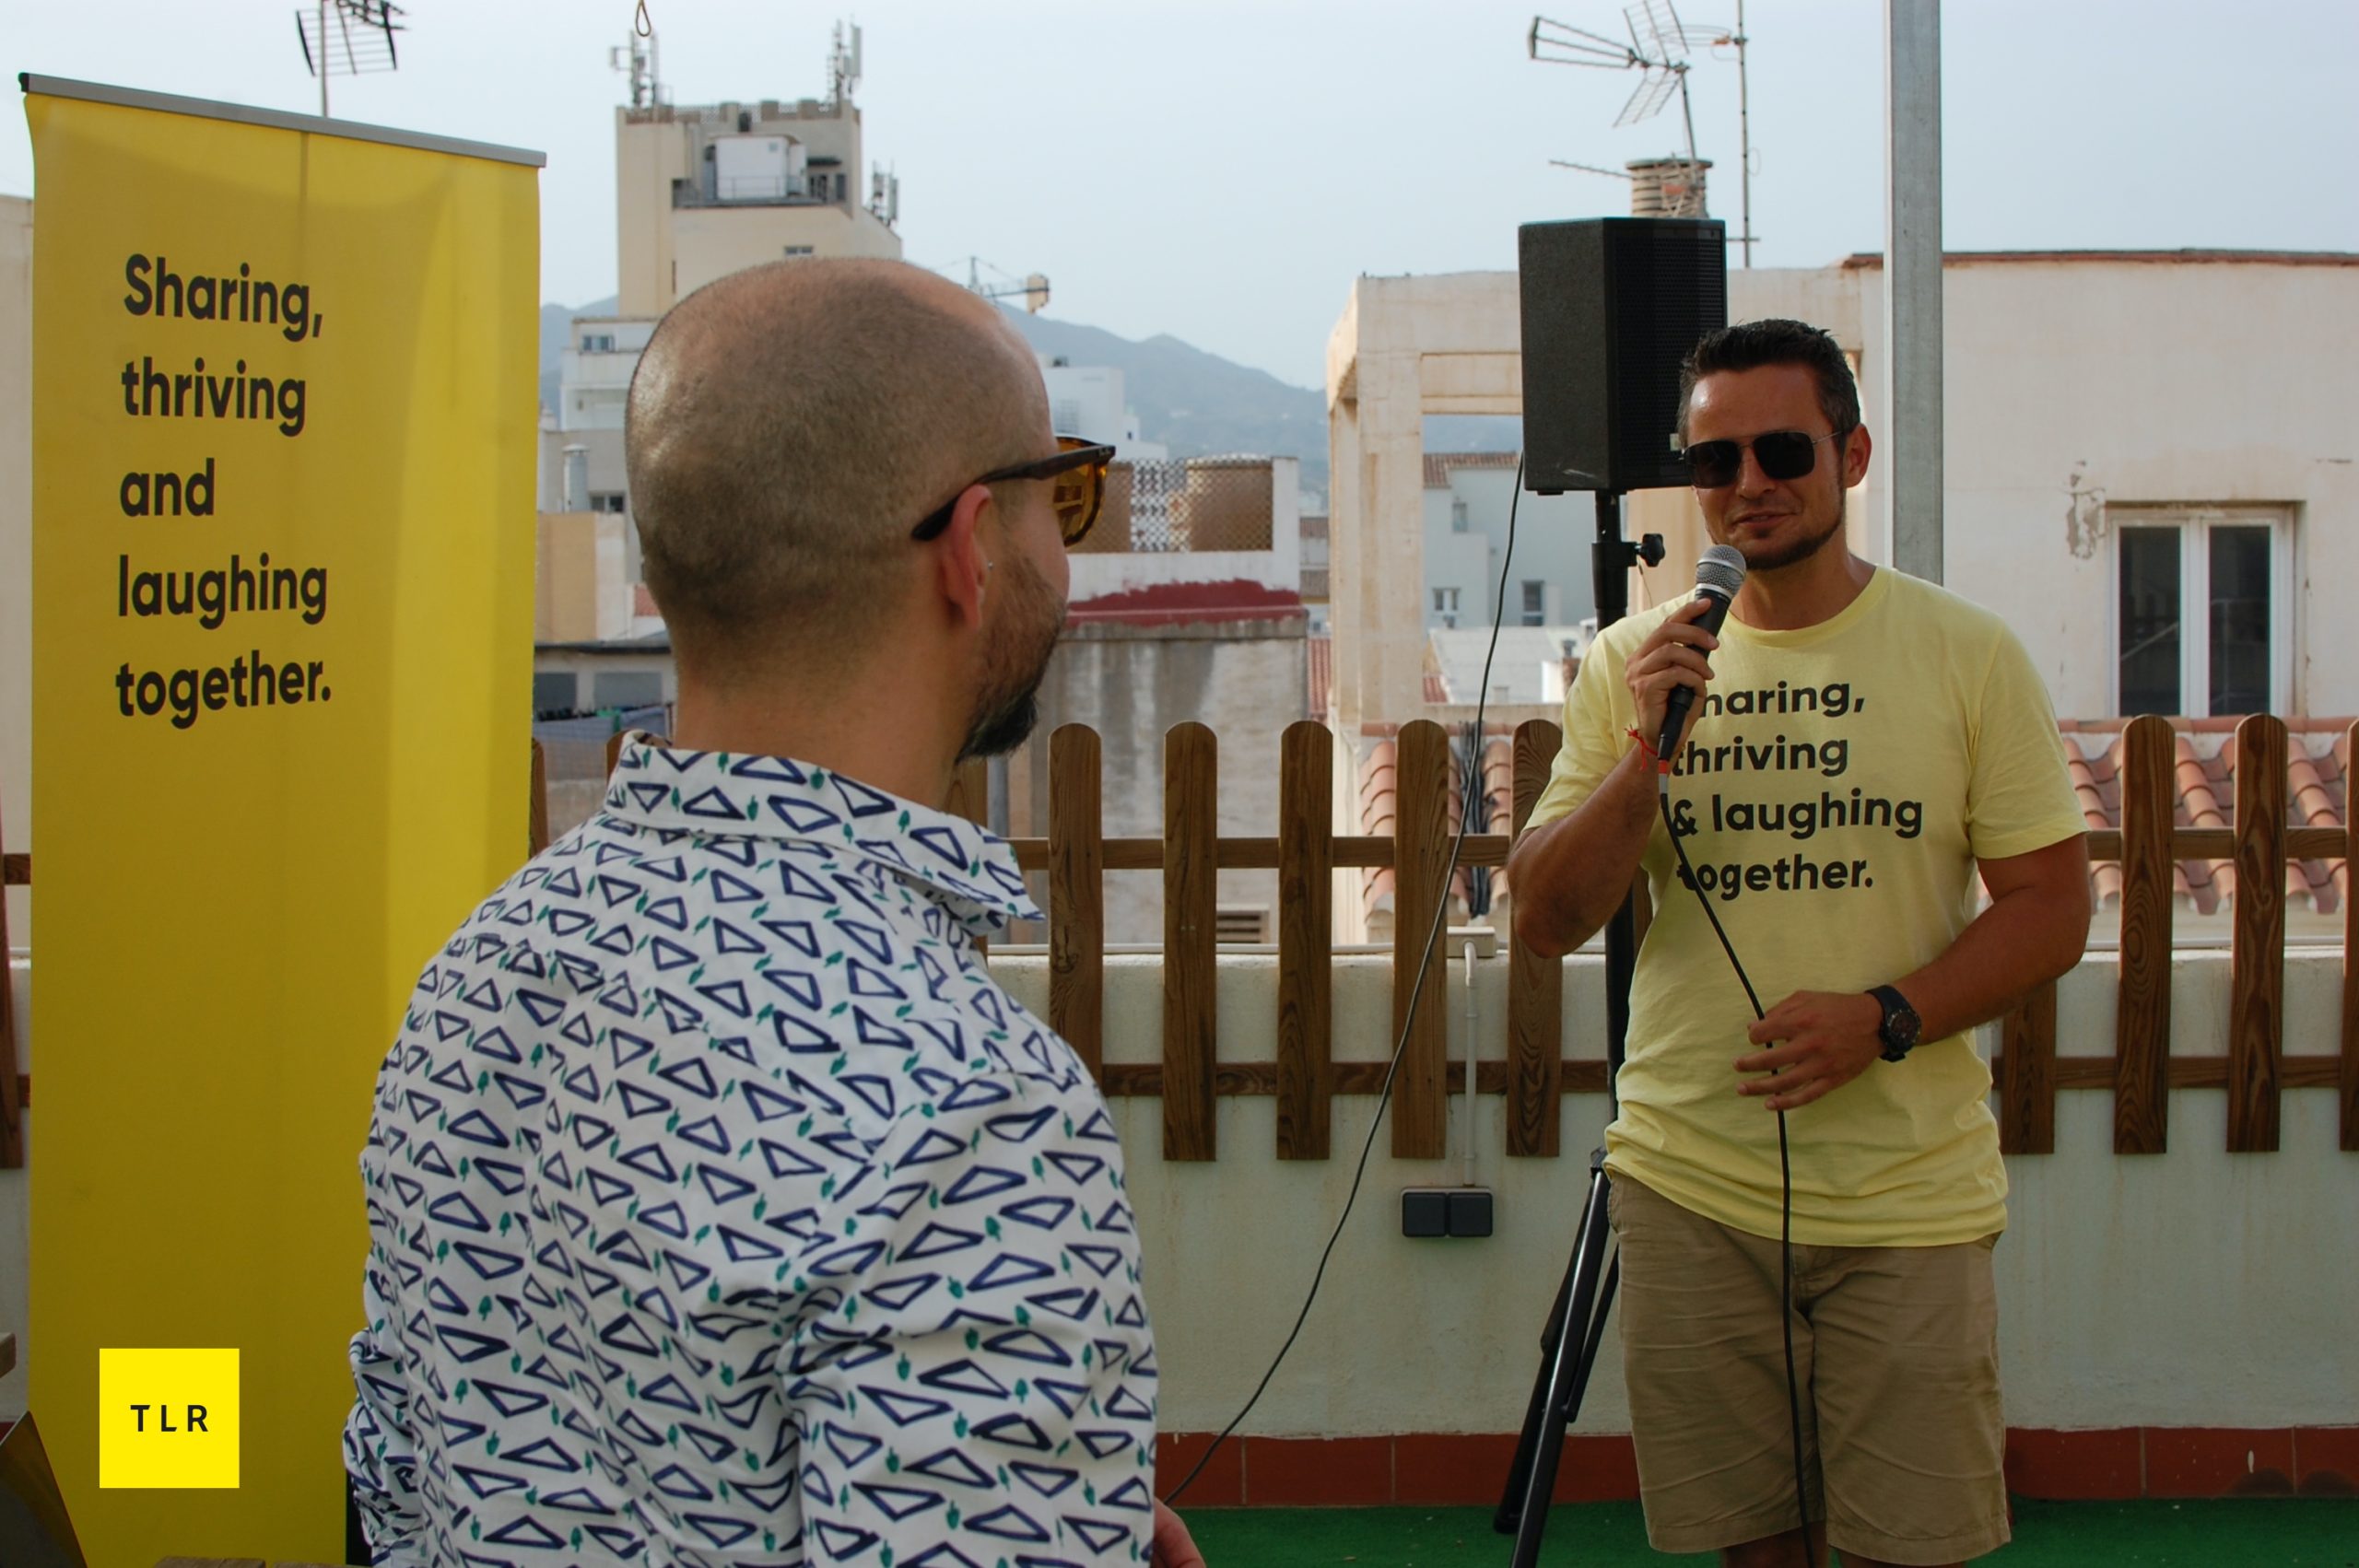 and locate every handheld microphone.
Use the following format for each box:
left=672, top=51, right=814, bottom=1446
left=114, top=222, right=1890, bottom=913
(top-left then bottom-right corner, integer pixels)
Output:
left=1654, top=544, right=1748, bottom=770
